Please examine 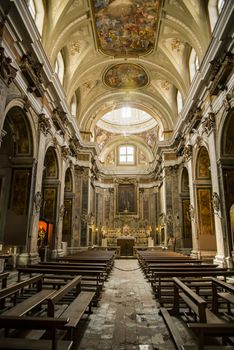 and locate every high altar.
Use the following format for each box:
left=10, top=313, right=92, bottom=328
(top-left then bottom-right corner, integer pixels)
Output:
left=103, top=224, right=152, bottom=256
